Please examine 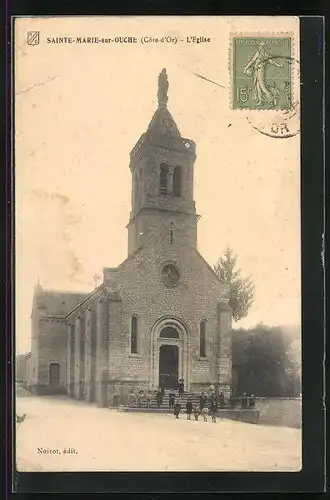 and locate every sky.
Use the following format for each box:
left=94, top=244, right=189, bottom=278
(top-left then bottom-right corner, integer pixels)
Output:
left=15, top=16, right=301, bottom=354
